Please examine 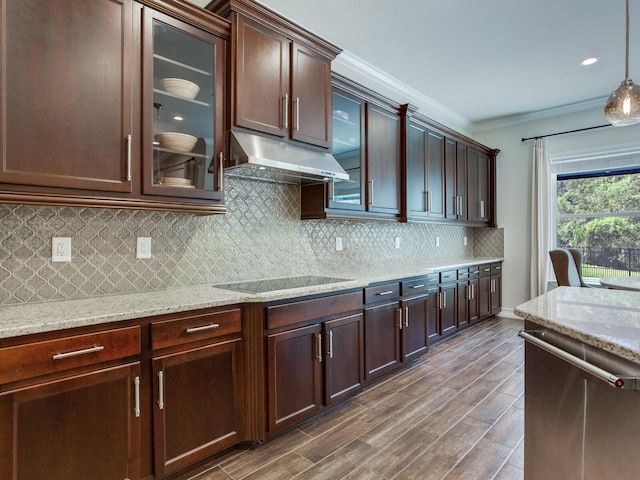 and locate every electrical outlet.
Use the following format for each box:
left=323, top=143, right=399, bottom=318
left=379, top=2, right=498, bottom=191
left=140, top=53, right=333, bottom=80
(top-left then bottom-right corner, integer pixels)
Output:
left=335, top=237, right=343, bottom=252
left=137, top=237, right=152, bottom=259
left=394, top=236, right=400, bottom=249
left=52, top=237, right=71, bottom=262
left=436, top=236, right=440, bottom=247
left=464, top=236, right=468, bottom=246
